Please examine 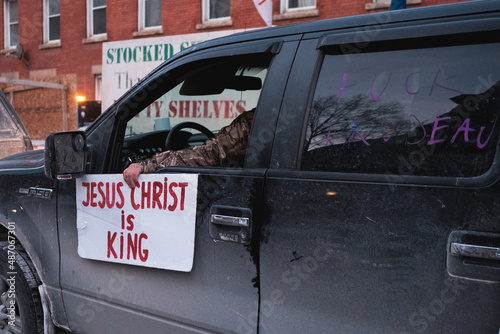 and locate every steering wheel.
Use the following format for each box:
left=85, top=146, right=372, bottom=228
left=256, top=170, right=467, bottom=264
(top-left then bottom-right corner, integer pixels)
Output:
left=165, top=122, right=215, bottom=151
